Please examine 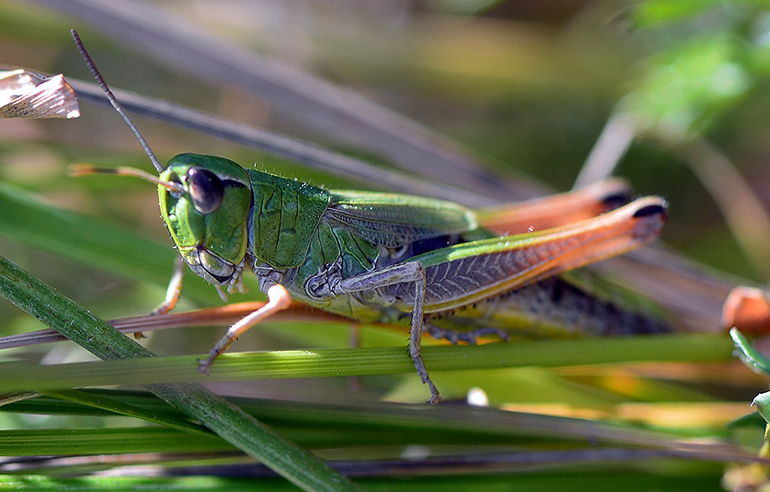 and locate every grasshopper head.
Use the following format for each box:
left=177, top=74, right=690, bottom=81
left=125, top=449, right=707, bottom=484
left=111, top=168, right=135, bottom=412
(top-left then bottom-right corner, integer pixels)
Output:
left=159, top=153, right=253, bottom=287
left=68, top=32, right=252, bottom=288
